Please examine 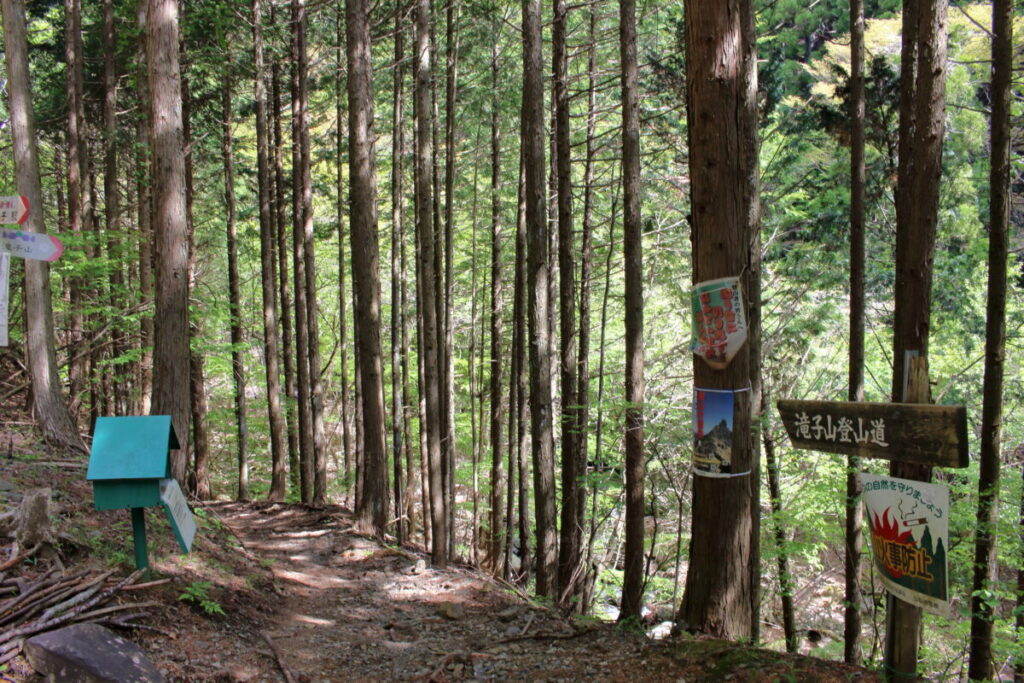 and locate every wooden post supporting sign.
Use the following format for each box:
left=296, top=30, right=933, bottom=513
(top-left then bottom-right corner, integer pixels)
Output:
left=777, top=356, right=967, bottom=681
